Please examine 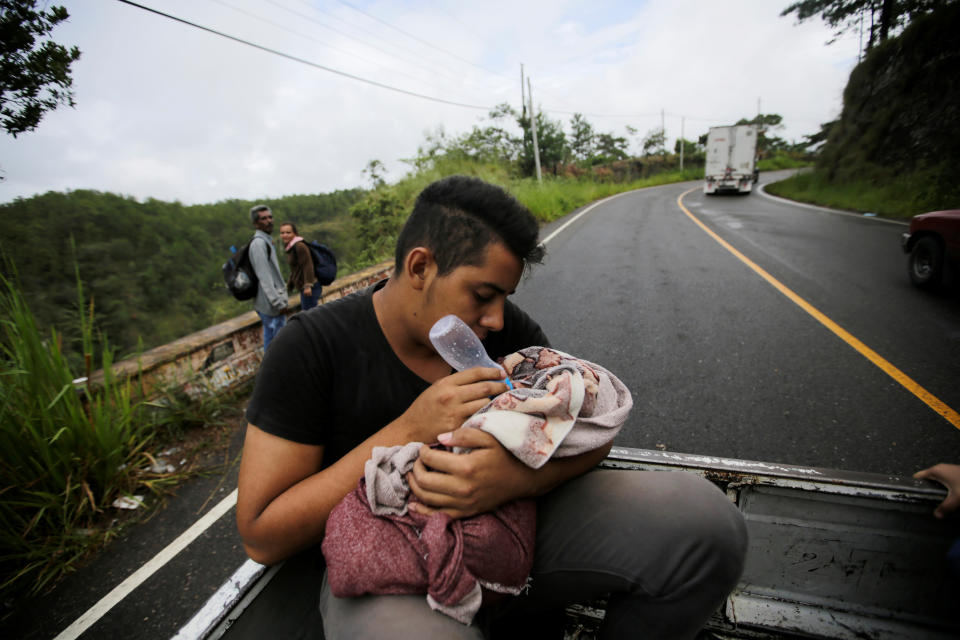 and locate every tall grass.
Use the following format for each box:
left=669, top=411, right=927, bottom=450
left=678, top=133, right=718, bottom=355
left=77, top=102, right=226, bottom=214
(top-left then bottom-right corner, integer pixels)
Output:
left=0, top=271, right=164, bottom=597
left=349, top=155, right=709, bottom=271
left=512, top=167, right=704, bottom=223
left=764, top=168, right=951, bottom=219
left=757, top=154, right=812, bottom=171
